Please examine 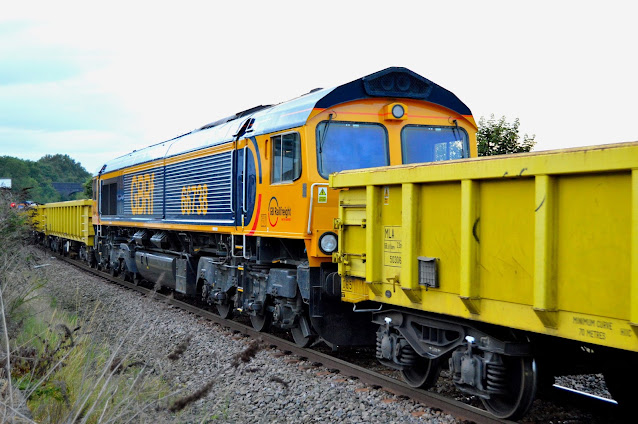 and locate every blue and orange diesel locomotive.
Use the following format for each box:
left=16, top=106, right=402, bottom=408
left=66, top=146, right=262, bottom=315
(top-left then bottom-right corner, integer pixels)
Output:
left=89, top=67, right=476, bottom=347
